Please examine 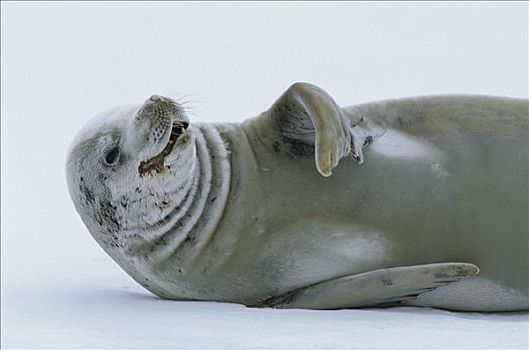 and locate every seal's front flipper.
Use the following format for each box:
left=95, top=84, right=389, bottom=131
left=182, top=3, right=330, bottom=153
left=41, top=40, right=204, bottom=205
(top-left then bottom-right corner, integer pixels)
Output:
left=257, top=263, right=479, bottom=310
left=250, top=82, right=364, bottom=177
